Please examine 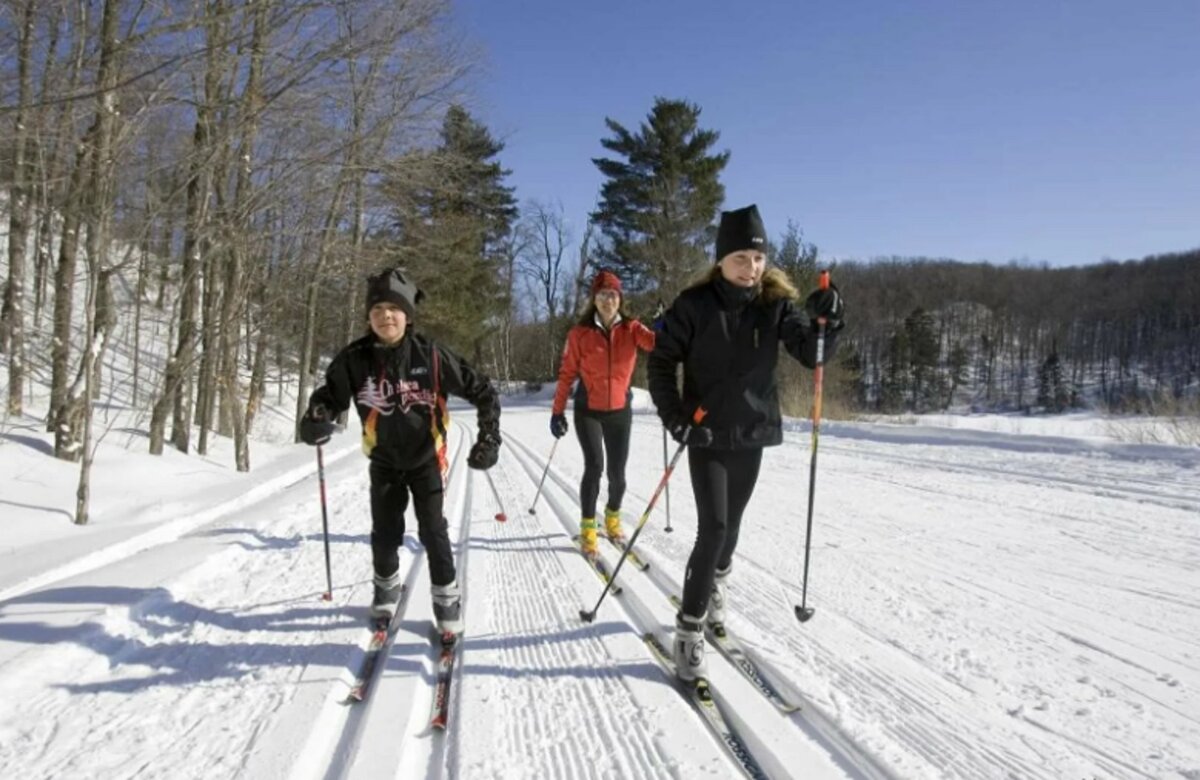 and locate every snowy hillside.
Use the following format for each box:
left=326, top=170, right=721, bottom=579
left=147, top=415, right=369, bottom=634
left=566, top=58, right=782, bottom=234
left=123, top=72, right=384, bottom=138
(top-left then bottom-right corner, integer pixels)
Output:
left=2, top=384, right=1198, bottom=778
